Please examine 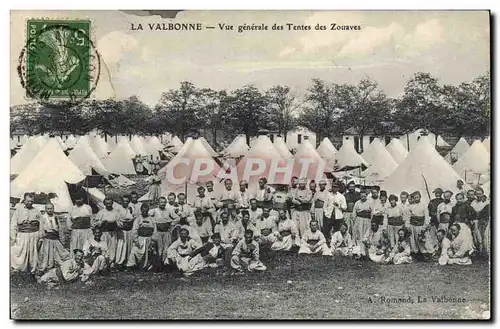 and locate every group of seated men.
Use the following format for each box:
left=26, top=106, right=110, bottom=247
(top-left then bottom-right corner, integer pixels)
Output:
left=10, top=176, right=489, bottom=285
